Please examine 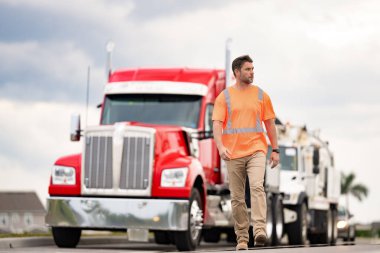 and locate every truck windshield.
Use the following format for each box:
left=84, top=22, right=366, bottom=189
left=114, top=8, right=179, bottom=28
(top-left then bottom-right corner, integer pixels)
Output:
left=279, top=146, right=298, bottom=171
left=101, top=94, right=202, bottom=128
